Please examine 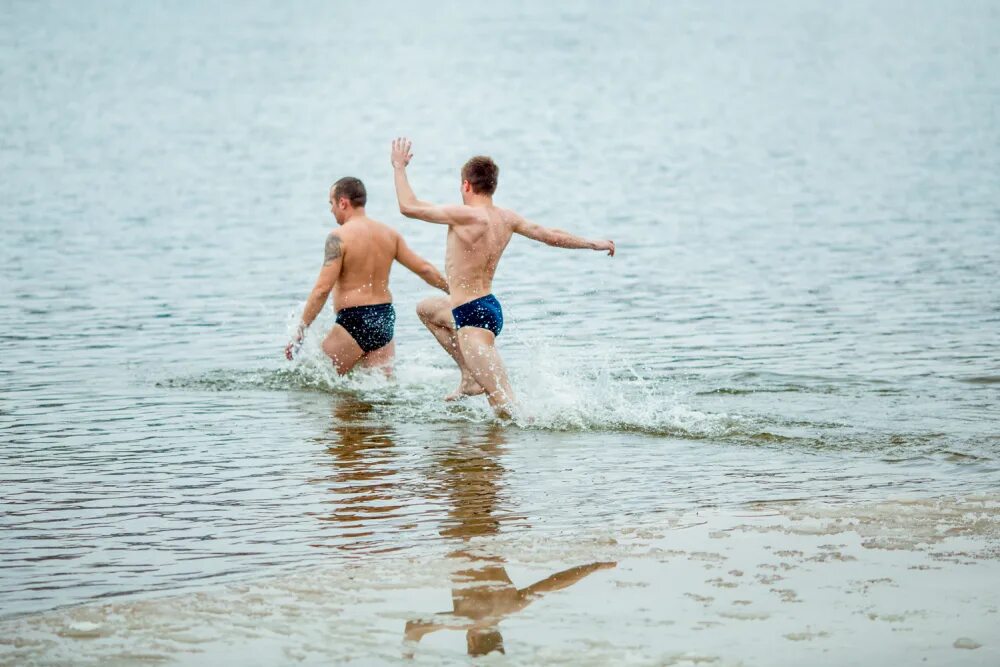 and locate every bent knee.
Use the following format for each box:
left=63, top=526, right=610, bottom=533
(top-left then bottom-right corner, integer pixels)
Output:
left=417, top=297, right=451, bottom=323
left=415, top=298, right=436, bottom=320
